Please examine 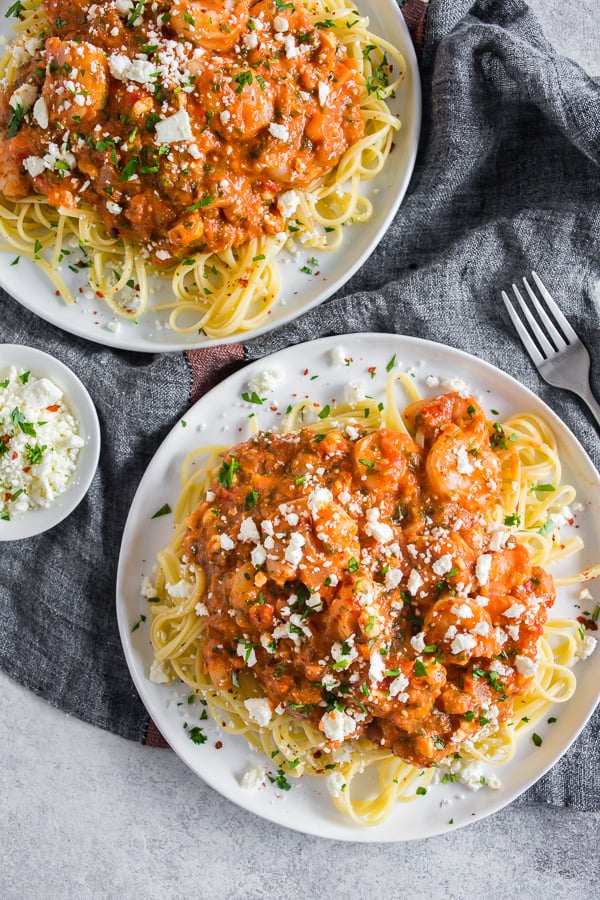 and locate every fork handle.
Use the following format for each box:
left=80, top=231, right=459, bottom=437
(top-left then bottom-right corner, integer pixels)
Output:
left=578, top=387, right=600, bottom=431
